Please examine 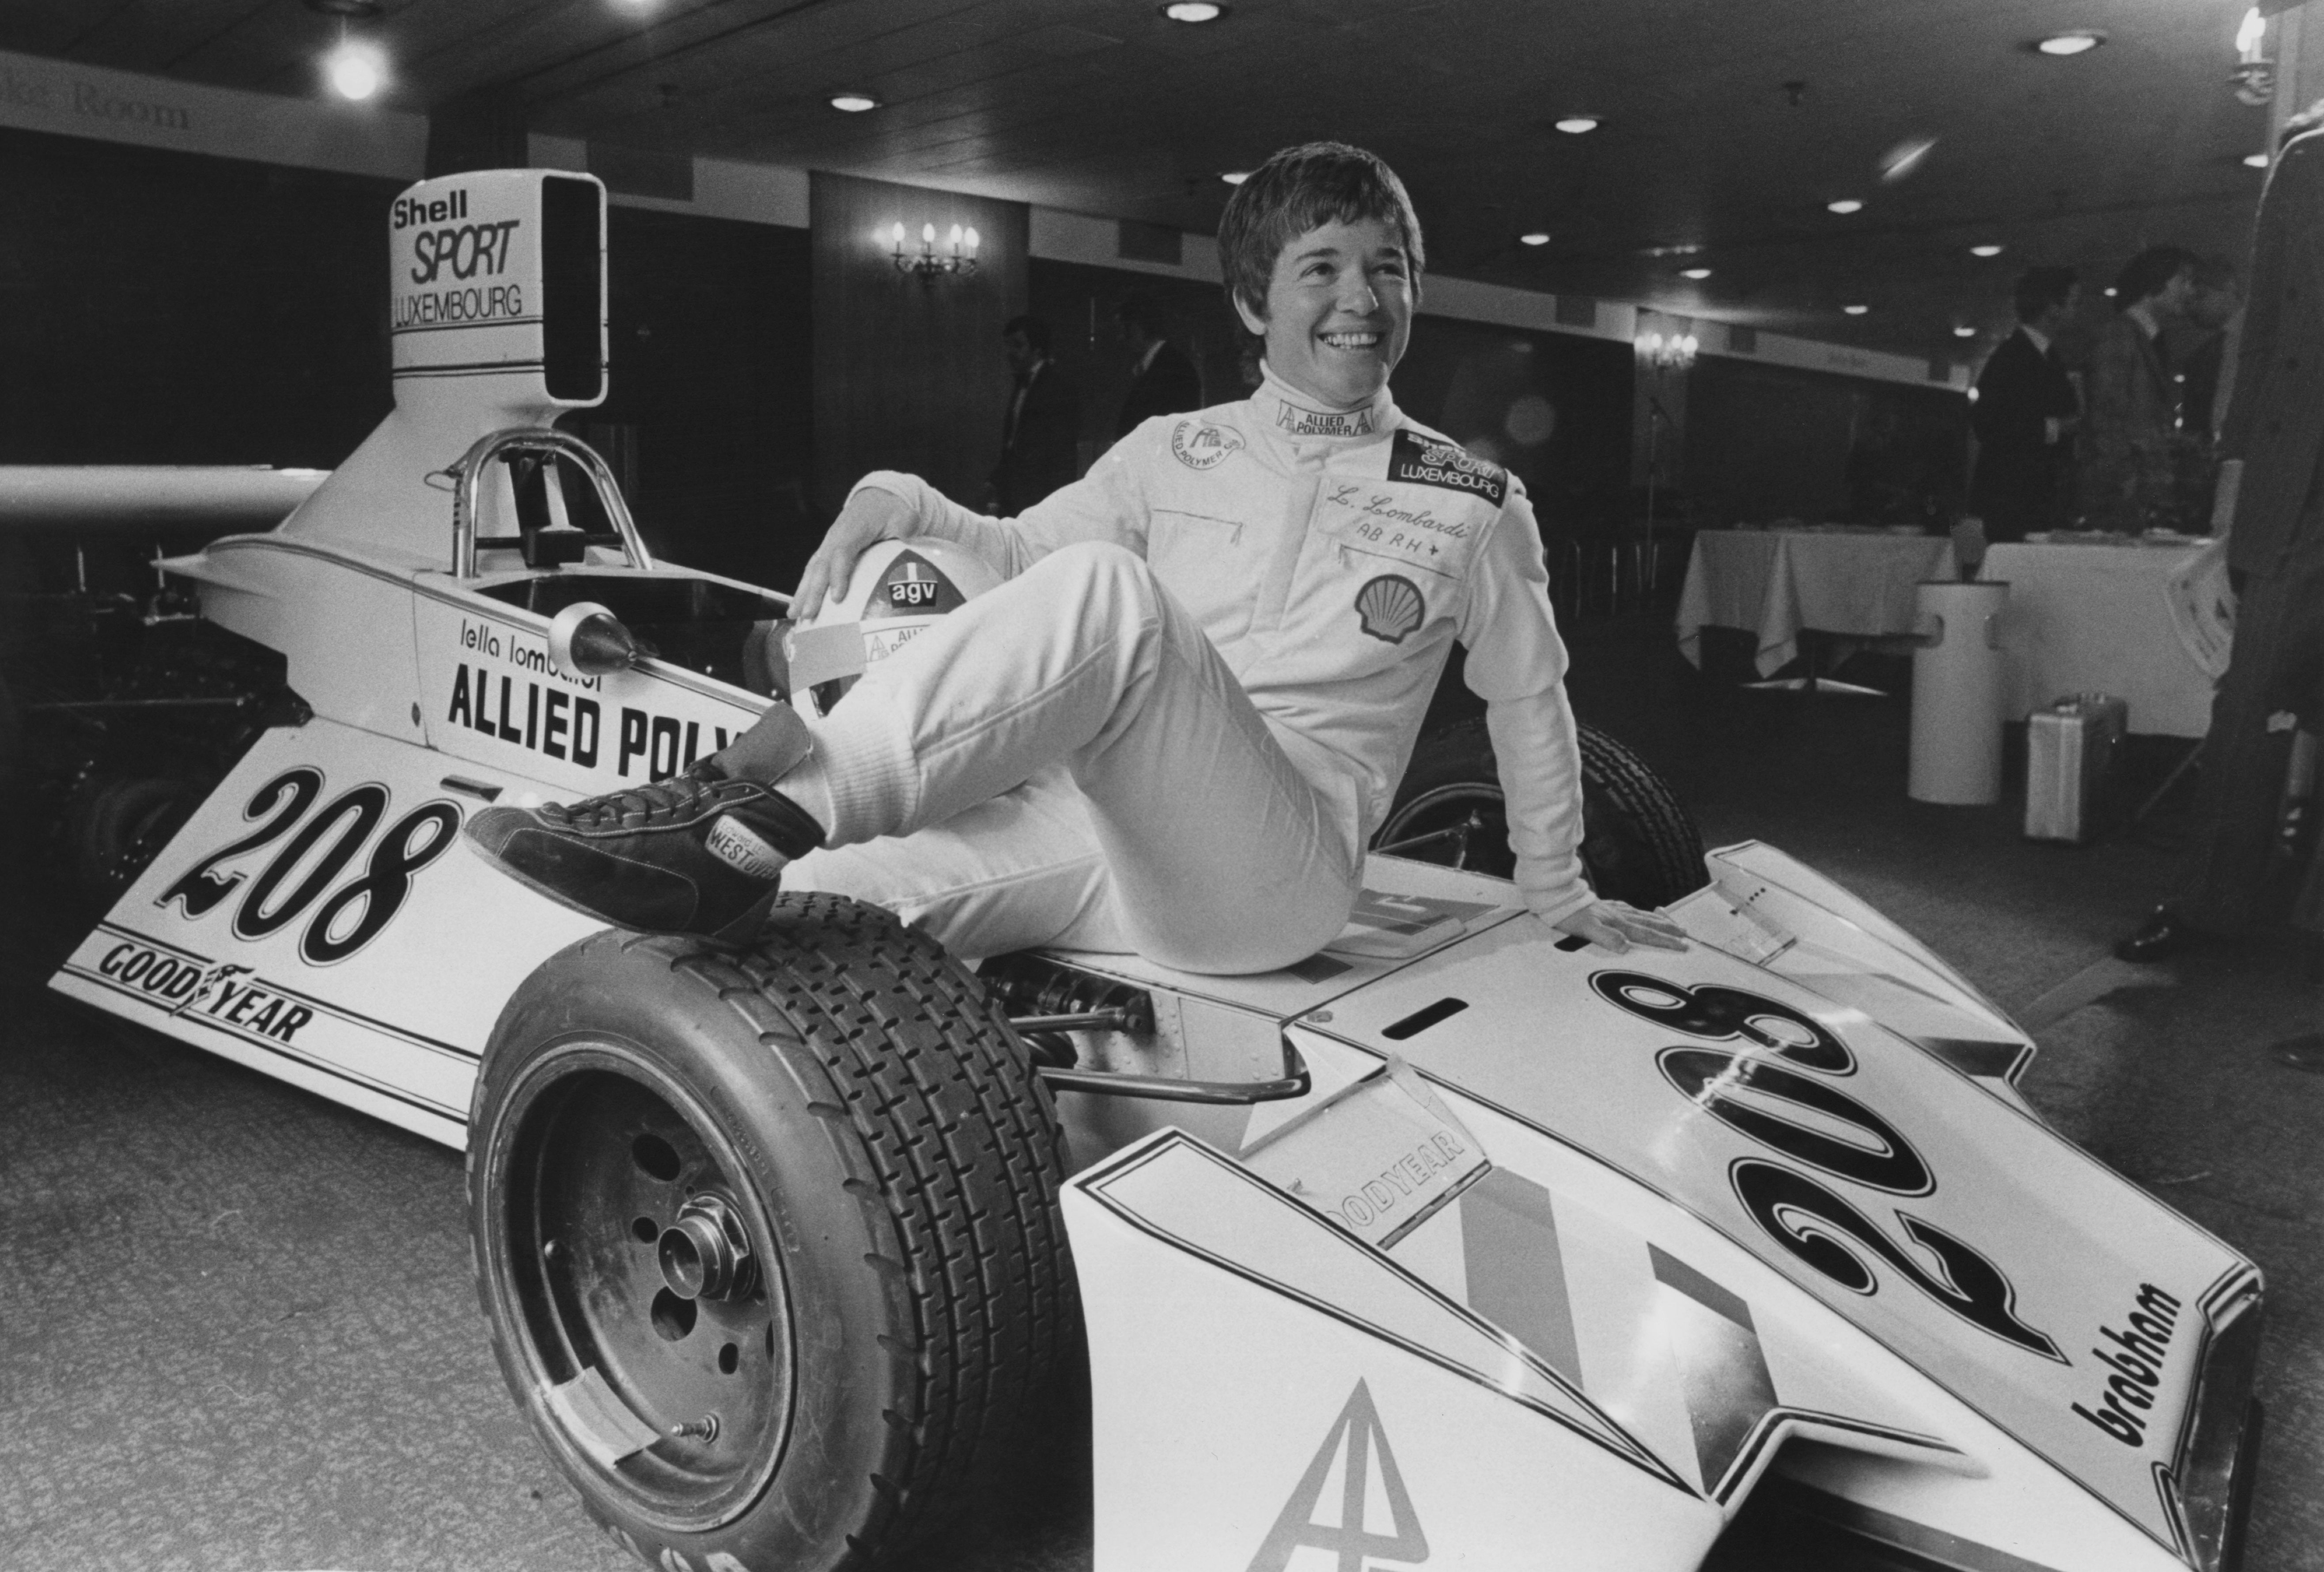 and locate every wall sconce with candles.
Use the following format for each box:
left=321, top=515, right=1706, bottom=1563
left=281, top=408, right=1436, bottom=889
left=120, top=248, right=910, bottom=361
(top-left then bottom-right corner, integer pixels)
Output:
left=1636, top=330, right=1698, bottom=370
left=2231, top=7, right=2274, bottom=105
left=890, top=222, right=980, bottom=281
